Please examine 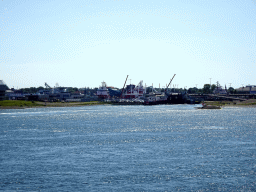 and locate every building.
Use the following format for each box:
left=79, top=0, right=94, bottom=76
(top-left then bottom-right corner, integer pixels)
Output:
left=0, top=80, right=9, bottom=100
left=236, top=85, right=256, bottom=94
